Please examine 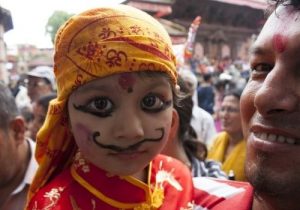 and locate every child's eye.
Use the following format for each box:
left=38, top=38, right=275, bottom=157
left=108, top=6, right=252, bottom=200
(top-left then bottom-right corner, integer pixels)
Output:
left=73, top=97, right=114, bottom=117
left=90, top=97, right=113, bottom=111
left=141, top=94, right=171, bottom=113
